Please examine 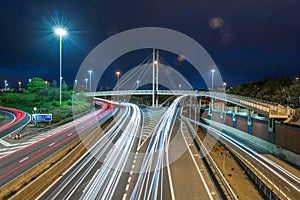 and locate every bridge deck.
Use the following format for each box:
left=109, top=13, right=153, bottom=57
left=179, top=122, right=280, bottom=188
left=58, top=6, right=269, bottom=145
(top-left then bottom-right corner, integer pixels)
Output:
left=83, top=90, right=294, bottom=119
